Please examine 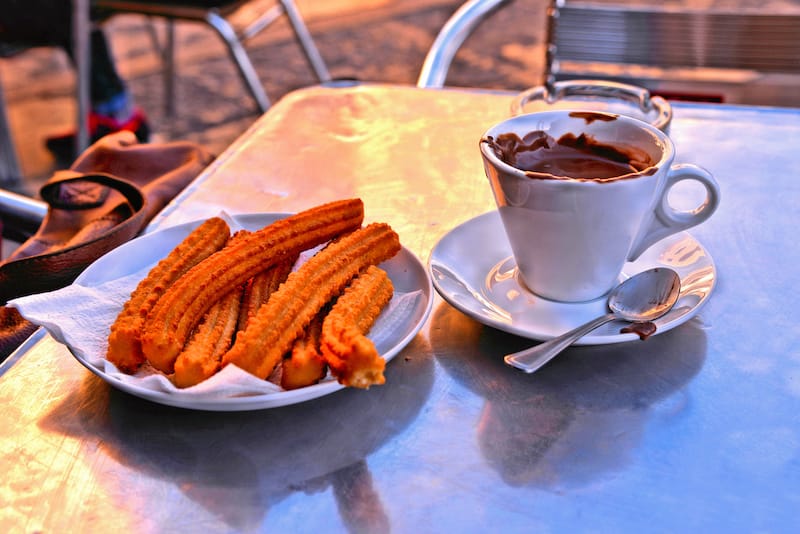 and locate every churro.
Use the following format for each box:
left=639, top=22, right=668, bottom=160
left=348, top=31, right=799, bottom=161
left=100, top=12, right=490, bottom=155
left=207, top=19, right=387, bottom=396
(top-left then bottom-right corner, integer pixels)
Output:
left=281, top=310, right=327, bottom=390
left=172, top=230, right=251, bottom=388
left=321, top=265, right=394, bottom=388
left=173, top=286, right=243, bottom=388
left=106, top=217, right=230, bottom=373
left=222, top=222, right=401, bottom=380
left=141, top=199, right=364, bottom=373
left=237, top=257, right=296, bottom=333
